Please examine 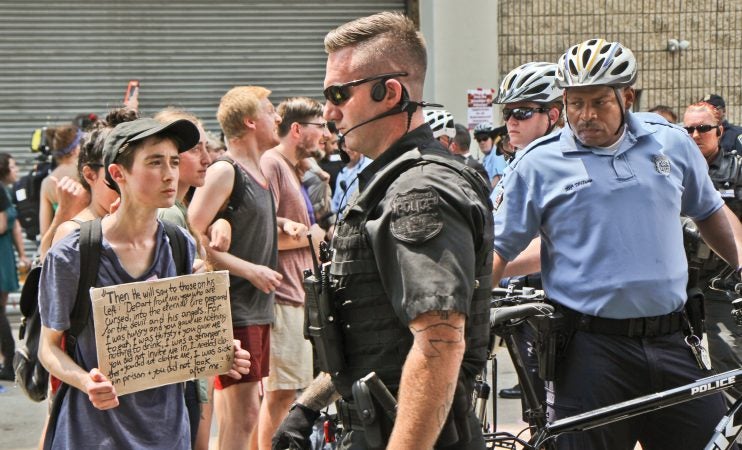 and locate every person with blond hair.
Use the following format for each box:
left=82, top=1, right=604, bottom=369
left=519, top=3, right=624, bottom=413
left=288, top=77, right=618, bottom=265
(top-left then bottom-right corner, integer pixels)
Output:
left=189, top=86, right=304, bottom=450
